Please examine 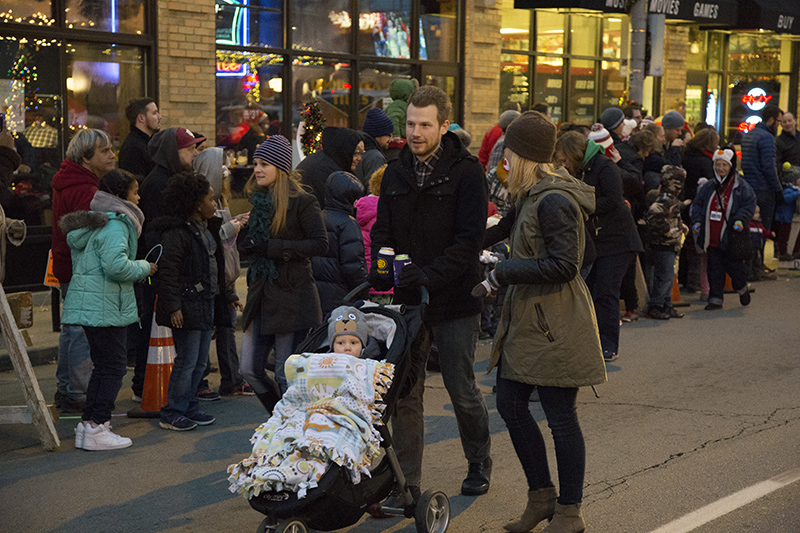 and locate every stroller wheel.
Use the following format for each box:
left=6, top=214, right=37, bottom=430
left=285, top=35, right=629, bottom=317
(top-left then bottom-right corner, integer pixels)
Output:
left=275, top=518, right=308, bottom=533
left=414, top=490, right=450, bottom=533
left=255, top=517, right=276, bottom=533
